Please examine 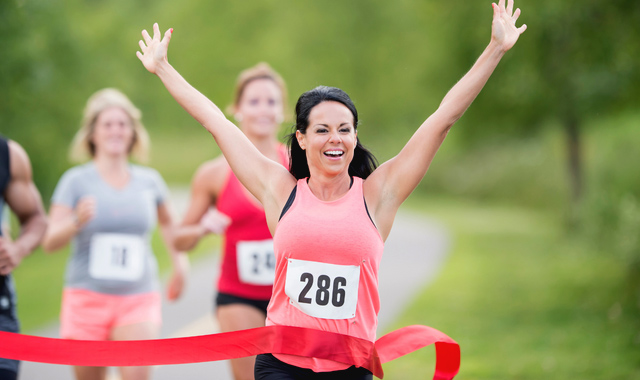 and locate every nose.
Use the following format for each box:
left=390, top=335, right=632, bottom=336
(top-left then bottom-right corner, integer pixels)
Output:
left=329, top=130, right=342, bottom=144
